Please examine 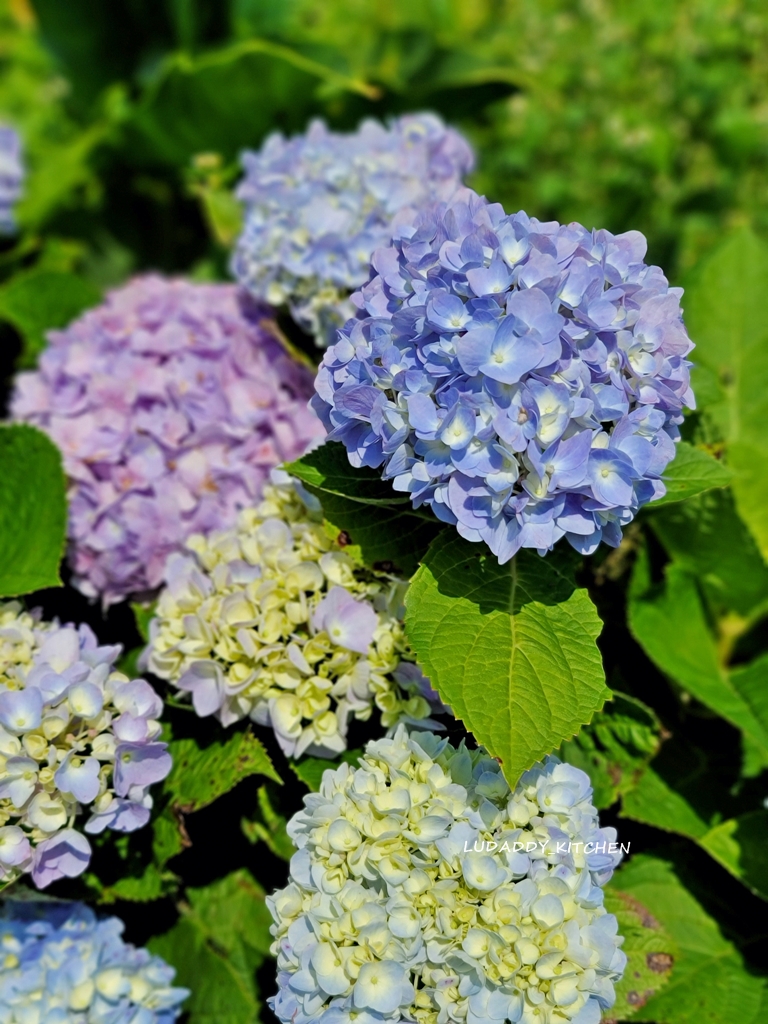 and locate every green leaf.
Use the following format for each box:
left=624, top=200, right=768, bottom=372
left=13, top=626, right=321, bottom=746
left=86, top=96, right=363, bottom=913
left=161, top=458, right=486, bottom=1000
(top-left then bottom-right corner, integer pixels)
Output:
left=286, top=442, right=442, bottom=575
left=558, top=692, right=662, bottom=809
left=290, top=748, right=364, bottom=792
left=628, top=545, right=768, bottom=755
left=607, top=855, right=767, bottom=1022
left=603, top=884, right=678, bottom=1020
left=684, top=227, right=768, bottom=559
left=731, top=654, right=768, bottom=736
left=650, top=488, right=768, bottom=619
left=149, top=870, right=271, bottom=1024
left=165, top=728, right=281, bottom=814
left=87, top=863, right=175, bottom=905
left=131, top=601, right=156, bottom=643
left=405, top=532, right=609, bottom=787
left=241, top=784, right=293, bottom=861
left=0, top=424, right=67, bottom=597
left=650, top=441, right=732, bottom=506
left=0, top=268, right=101, bottom=366
left=130, top=40, right=377, bottom=167
left=623, top=769, right=768, bottom=900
